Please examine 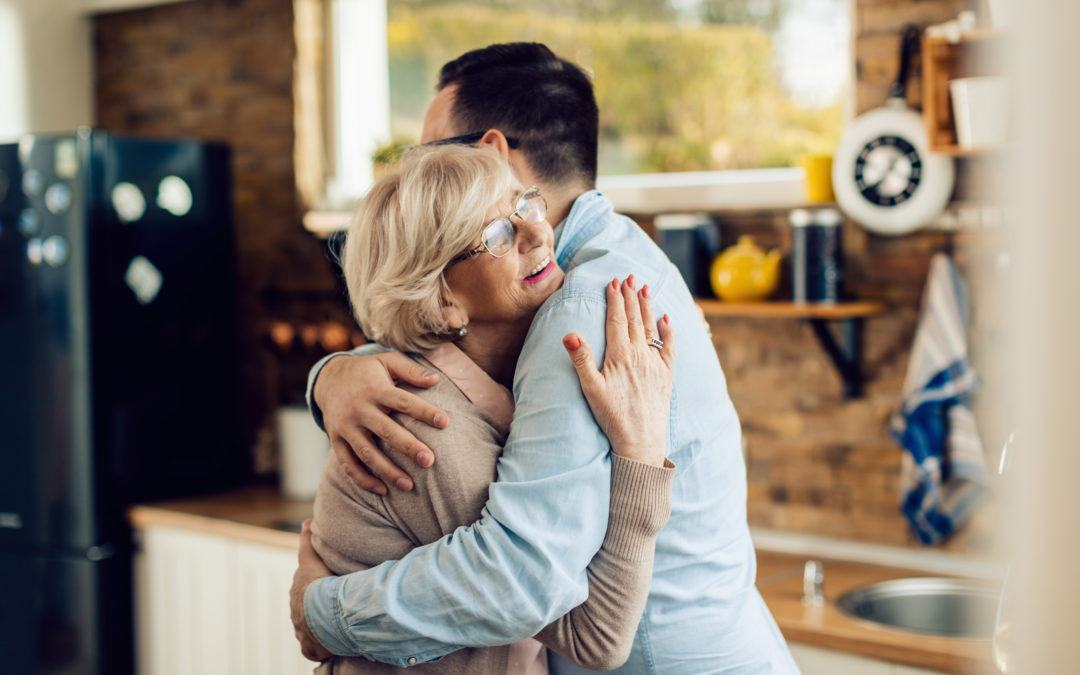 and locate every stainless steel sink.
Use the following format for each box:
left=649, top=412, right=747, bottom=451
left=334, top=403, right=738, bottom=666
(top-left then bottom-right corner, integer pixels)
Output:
left=836, top=577, right=999, bottom=639
left=270, top=518, right=306, bottom=533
